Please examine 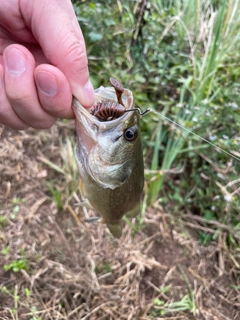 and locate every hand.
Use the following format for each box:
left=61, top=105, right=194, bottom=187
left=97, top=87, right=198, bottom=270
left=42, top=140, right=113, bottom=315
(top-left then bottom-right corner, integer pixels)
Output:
left=0, top=0, right=95, bottom=130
